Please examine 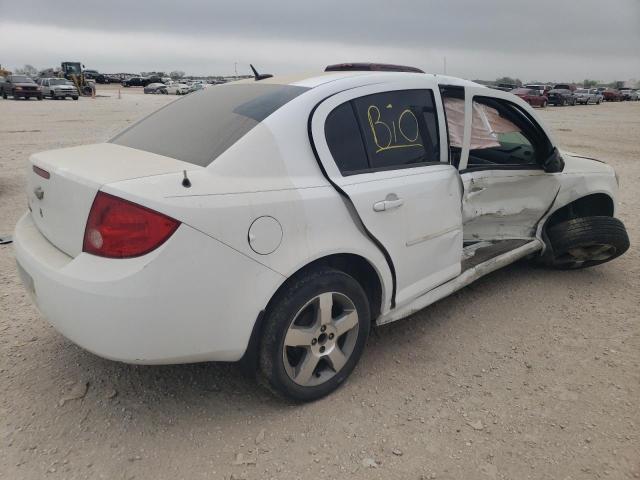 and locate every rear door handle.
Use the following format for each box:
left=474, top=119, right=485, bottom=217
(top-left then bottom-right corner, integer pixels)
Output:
left=373, top=195, right=404, bottom=212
